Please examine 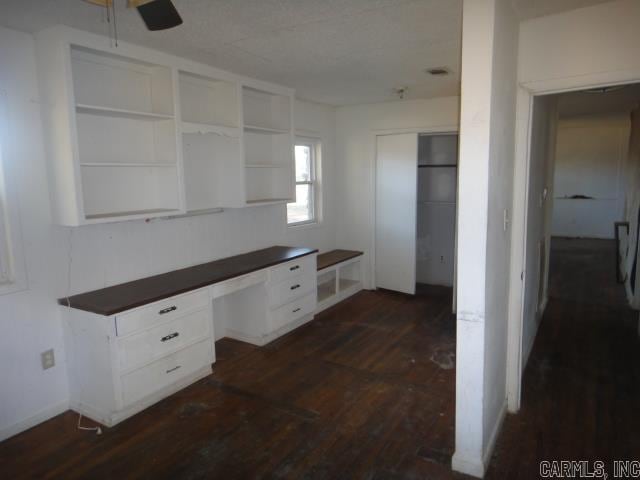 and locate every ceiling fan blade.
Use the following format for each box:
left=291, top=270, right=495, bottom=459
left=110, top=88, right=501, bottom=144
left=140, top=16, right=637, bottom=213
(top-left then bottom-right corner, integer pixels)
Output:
left=132, top=0, right=183, bottom=31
